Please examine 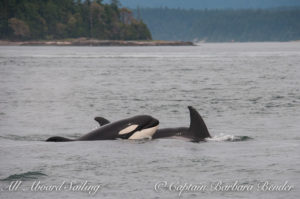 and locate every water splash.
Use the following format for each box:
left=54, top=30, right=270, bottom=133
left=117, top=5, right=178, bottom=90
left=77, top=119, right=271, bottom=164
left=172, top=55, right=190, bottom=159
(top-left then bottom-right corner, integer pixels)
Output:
left=206, top=133, right=253, bottom=142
